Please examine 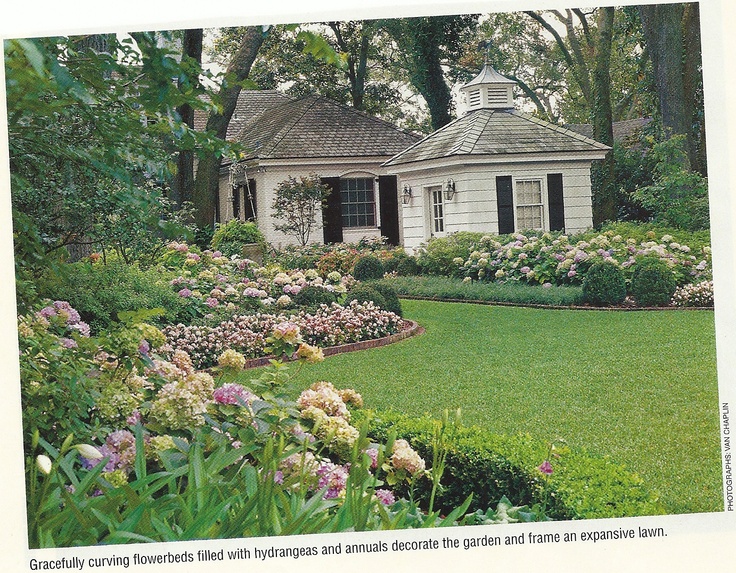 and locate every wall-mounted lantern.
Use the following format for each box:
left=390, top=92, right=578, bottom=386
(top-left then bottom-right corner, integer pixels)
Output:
left=402, top=184, right=413, bottom=205
left=444, top=178, right=456, bottom=200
